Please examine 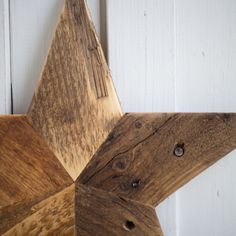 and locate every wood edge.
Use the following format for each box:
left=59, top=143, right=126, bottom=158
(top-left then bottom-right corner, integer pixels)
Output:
left=76, top=114, right=126, bottom=183
left=0, top=114, right=26, bottom=119
left=155, top=148, right=236, bottom=206
left=77, top=112, right=236, bottom=207
left=125, top=112, right=236, bottom=115
left=82, top=0, right=123, bottom=114
left=24, top=114, right=75, bottom=182
left=76, top=183, right=163, bottom=236
left=27, top=1, right=66, bottom=115
left=76, top=183, right=156, bottom=210
left=27, top=0, right=123, bottom=116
